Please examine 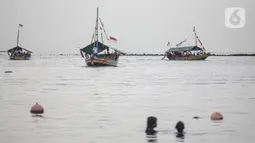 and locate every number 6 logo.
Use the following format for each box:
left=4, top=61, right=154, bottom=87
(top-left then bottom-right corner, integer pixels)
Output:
left=225, top=7, right=245, bottom=28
